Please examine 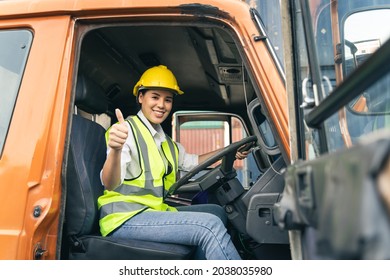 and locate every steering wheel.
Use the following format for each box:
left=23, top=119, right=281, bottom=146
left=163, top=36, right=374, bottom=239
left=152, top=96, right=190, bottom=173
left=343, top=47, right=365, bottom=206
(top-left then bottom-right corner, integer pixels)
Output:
left=168, top=135, right=257, bottom=195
